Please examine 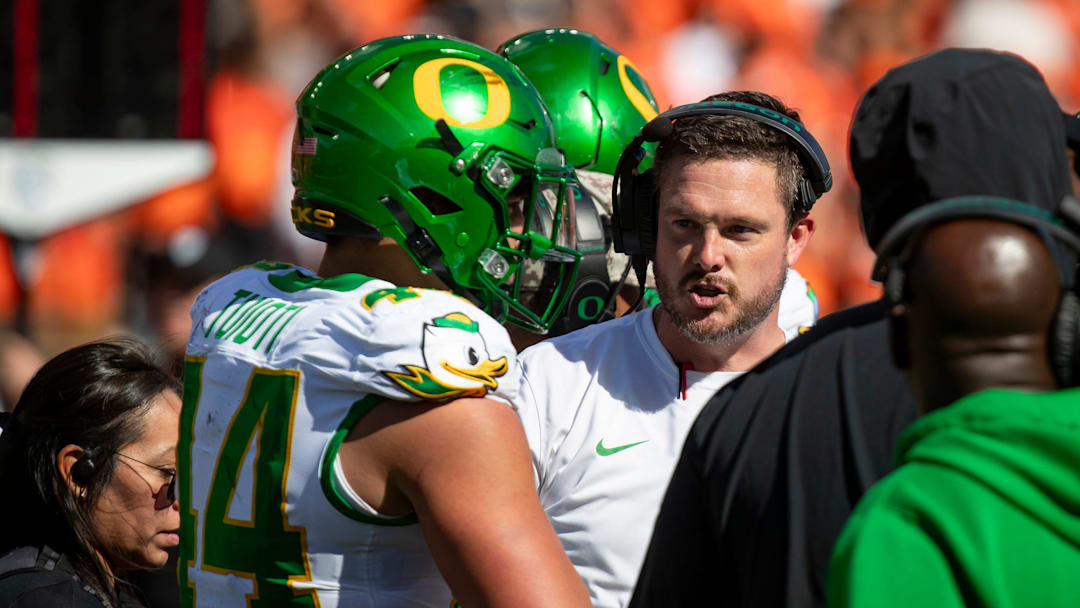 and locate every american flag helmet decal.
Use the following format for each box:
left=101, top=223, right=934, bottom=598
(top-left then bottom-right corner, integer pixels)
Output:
left=294, top=136, right=317, bottom=156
